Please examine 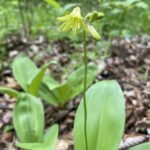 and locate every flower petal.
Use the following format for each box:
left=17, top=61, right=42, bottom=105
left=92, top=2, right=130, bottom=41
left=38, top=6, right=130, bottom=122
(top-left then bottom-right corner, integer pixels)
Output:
left=57, top=15, right=70, bottom=22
